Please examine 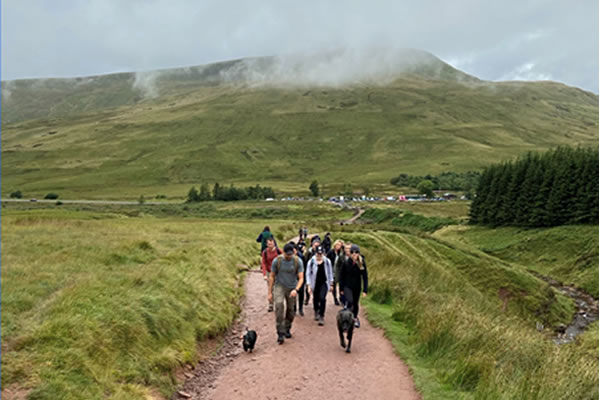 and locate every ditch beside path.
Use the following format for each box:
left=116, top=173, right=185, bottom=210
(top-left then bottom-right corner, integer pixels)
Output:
left=179, top=266, right=420, bottom=400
